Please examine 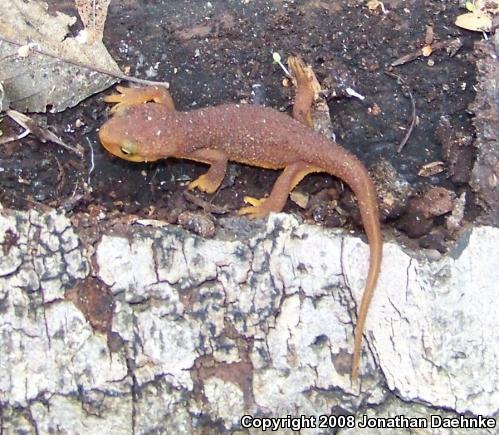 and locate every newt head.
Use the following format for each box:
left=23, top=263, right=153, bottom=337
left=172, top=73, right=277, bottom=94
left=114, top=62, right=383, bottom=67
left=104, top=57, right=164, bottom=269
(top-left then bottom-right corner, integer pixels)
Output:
left=98, top=104, right=184, bottom=163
